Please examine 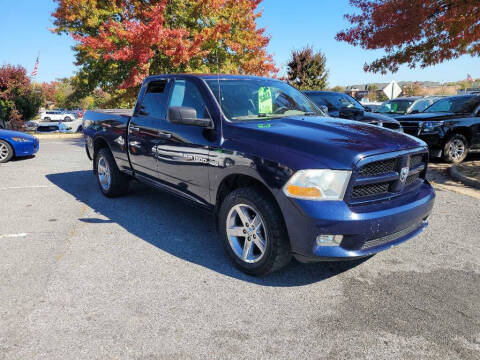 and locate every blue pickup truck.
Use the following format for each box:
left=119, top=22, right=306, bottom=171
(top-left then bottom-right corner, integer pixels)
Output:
left=83, top=74, right=435, bottom=275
